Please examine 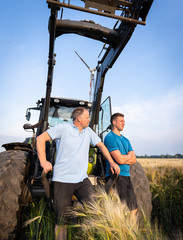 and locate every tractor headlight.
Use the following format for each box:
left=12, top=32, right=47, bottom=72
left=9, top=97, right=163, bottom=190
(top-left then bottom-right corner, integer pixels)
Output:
left=79, top=101, right=85, bottom=105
